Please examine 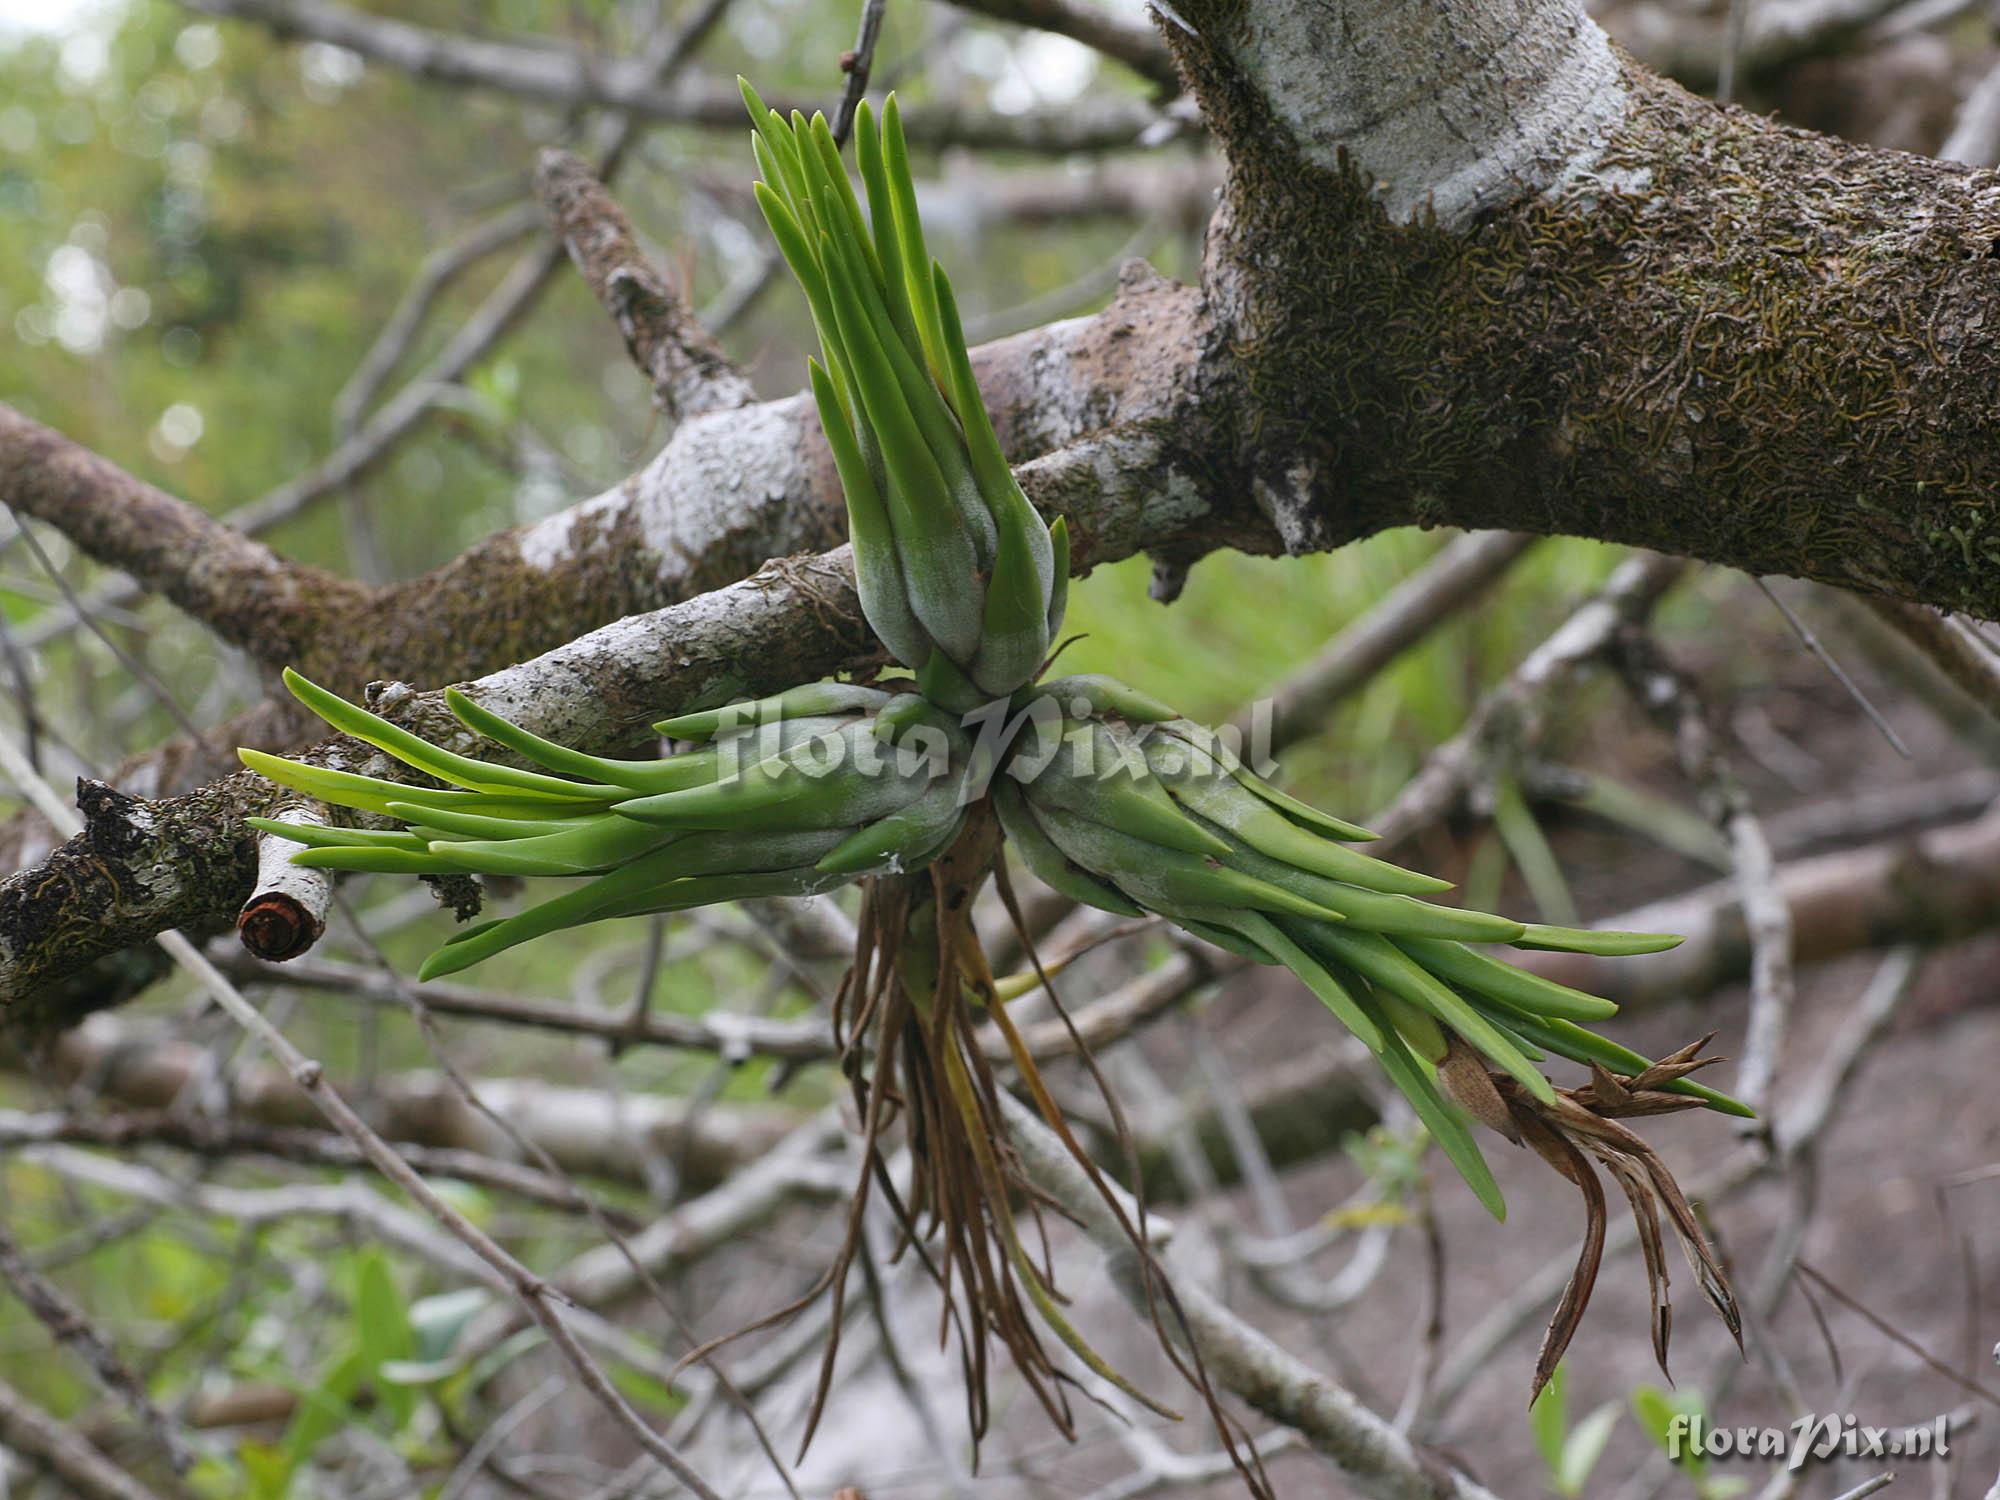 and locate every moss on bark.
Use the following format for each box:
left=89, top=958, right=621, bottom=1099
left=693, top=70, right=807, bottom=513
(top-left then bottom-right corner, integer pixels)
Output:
left=1174, top=14, right=2000, bottom=613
